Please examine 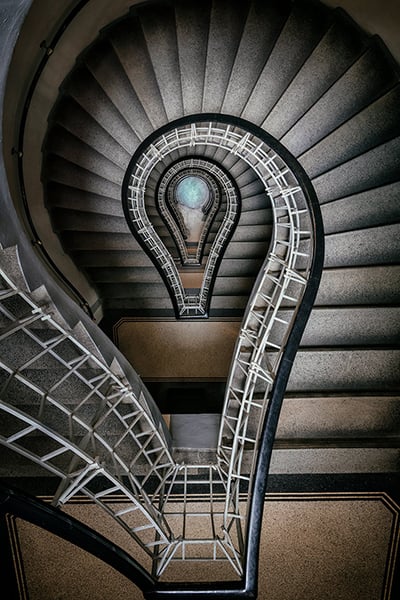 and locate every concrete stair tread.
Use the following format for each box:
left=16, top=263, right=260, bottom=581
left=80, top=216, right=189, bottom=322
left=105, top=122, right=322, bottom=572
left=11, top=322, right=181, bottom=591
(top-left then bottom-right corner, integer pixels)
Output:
left=53, top=96, right=132, bottom=167
left=324, top=223, right=400, bottom=268
left=320, top=181, right=400, bottom=234
left=51, top=210, right=131, bottom=234
left=63, top=65, right=141, bottom=154
left=316, top=265, right=400, bottom=306
left=83, top=38, right=155, bottom=142
left=45, top=123, right=126, bottom=182
left=282, top=40, right=399, bottom=157
left=86, top=266, right=165, bottom=284
left=300, top=85, right=400, bottom=179
left=109, top=14, right=168, bottom=130
left=60, top=232, right=142, bottom=251
left=138, top=3, right=184, bottom=122
left=264, top=10, right=368, bottom=138
left=202, top=0, right=250, bottom=114
left=302, top=306, right=400, bottom=346
left=242, top=0, right=333, bottom=125
left=45, top=154, right=121, bottom=199
left=220, top=0, right=292, bottom=116
left=72, top=250, right=154, bottom=268
left=46, top=182, right=125, bottom=218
